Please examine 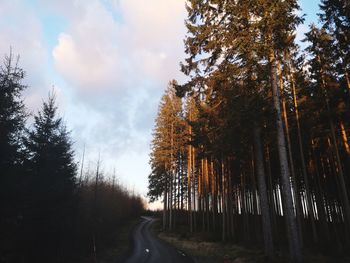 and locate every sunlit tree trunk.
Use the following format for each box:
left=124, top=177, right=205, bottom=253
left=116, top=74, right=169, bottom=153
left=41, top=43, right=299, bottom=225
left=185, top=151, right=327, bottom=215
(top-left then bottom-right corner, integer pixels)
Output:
left=188, top=142, right=193, bottom=232
left=344, top=70, right=350, bottom=92
left=340, top=121, right=350, bottom=155
left=205, top=158, right=210, bottom=232
left=193, top=147, right=197, bottom=232
left=169, top=121, right=174, bottom=230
